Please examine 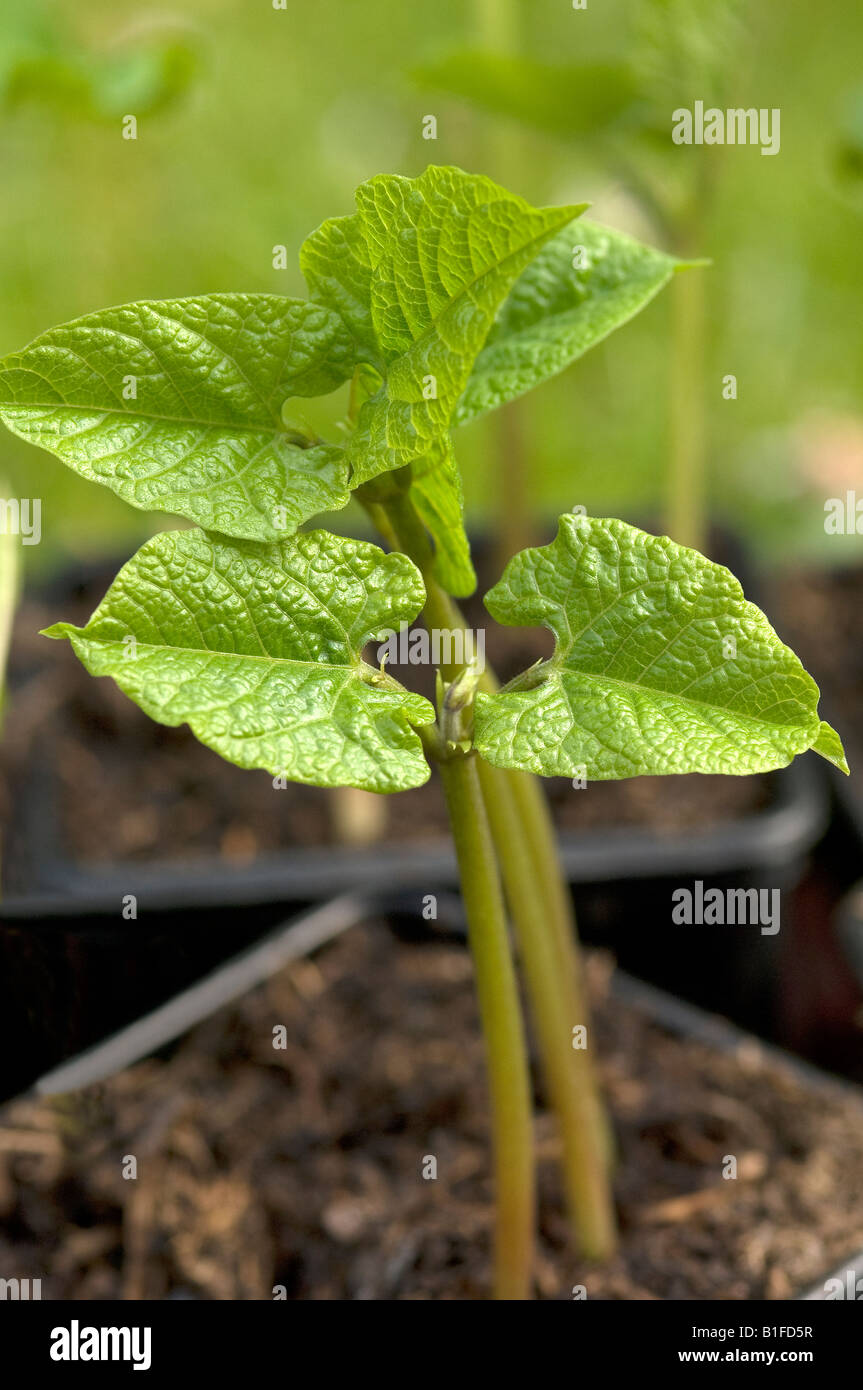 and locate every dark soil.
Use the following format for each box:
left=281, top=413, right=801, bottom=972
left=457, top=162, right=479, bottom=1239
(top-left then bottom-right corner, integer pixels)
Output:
left=1, top=922, right=861, bottom=1300
left=2, top=579, right=768, bottom=893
